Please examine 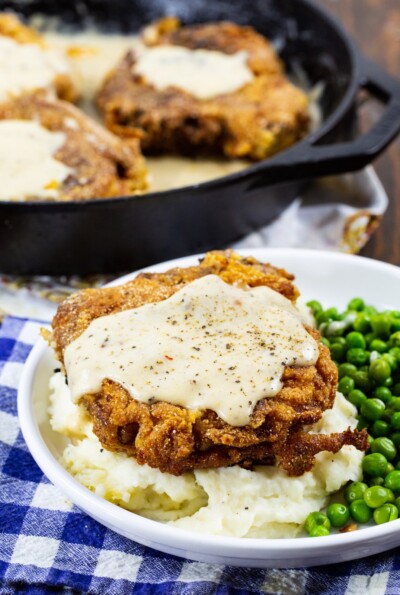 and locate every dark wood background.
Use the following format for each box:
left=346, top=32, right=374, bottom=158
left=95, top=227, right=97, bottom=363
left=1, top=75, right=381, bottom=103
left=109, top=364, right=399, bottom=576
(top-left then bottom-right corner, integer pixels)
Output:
left=318, top=0, right=400, bottom=265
